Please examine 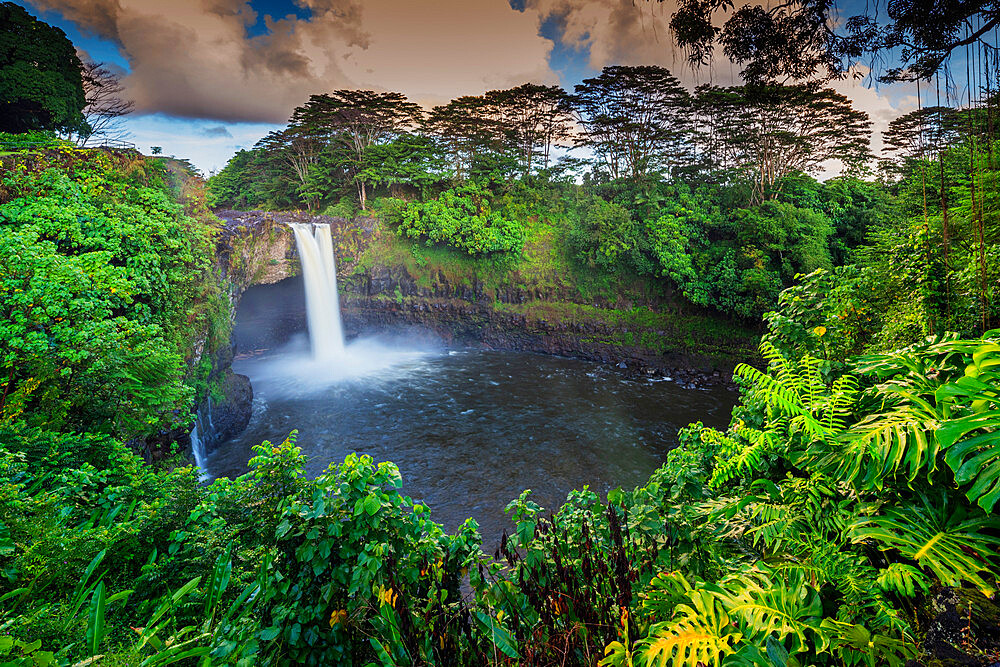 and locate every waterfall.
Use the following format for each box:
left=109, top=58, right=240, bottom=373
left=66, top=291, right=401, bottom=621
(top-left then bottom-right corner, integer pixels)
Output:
left=190, top=392, right=225, bottom=480
left=289, top=223, right=346, bottom=360
left=190, top=406, right=210, bottom=481
left=191, top=422, right=206, bottom=467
